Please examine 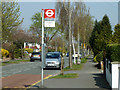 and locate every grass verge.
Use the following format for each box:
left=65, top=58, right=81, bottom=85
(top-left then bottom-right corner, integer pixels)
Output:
left=1, top=60, right=30, bottom=66
left=63, top=57, right=88, bottom=71
left=63, top=64, right=83, bottom=71
left=81, top=57, right=88, bottom=63
left=50, top=73, right=79, bottom=79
